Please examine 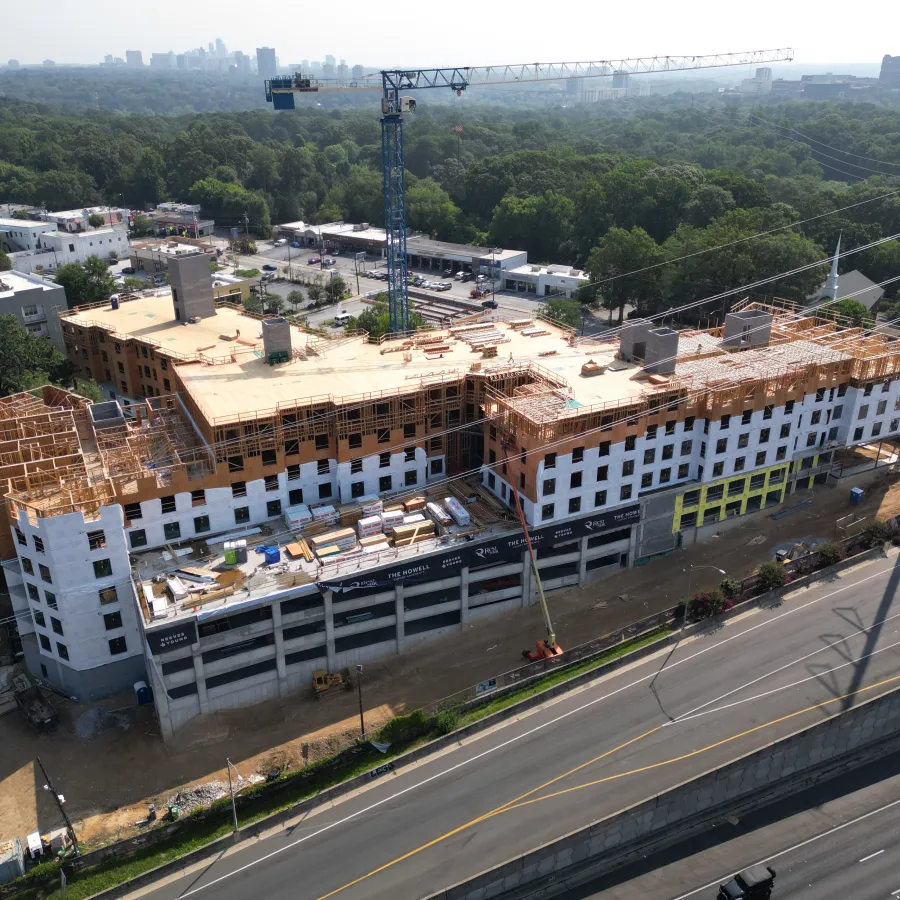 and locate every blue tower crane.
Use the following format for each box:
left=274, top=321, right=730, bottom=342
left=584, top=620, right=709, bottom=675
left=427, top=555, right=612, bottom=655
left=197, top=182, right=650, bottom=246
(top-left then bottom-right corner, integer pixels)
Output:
left=265, top=49, right=793, bottom=334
